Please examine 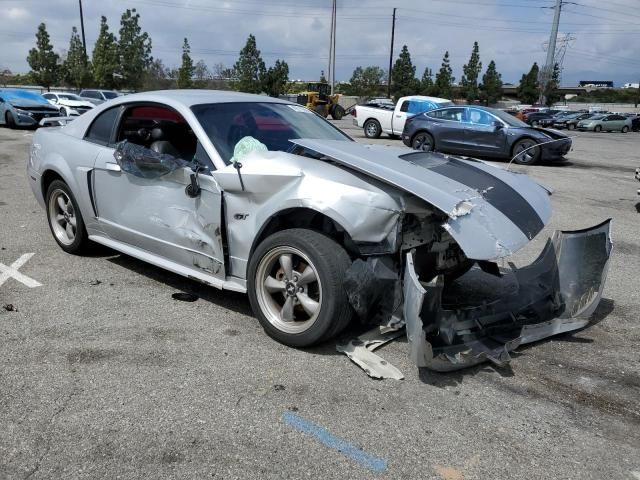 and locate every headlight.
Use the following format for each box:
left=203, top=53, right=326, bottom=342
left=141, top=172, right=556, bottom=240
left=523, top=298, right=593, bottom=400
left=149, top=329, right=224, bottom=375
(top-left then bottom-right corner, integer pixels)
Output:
left=14, top=108, right=33, bottom=116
